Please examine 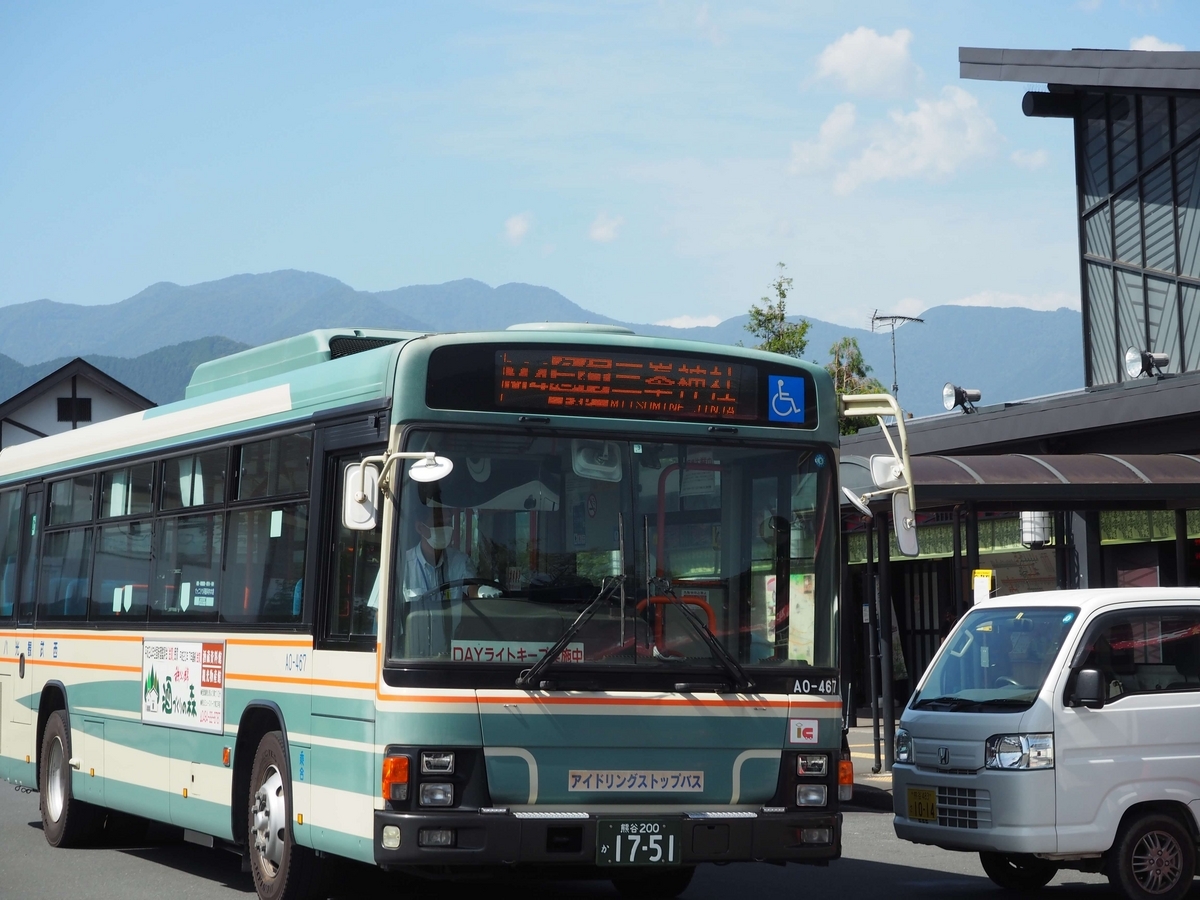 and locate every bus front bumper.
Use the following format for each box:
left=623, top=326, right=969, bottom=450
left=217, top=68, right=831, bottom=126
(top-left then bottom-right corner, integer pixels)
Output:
left=372, top=809, right=841, bottom=869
